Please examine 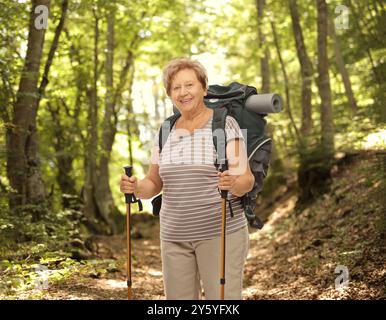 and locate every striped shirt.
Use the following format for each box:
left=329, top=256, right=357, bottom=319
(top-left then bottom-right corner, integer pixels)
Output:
left=154, top=114, right=248, bottom=242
